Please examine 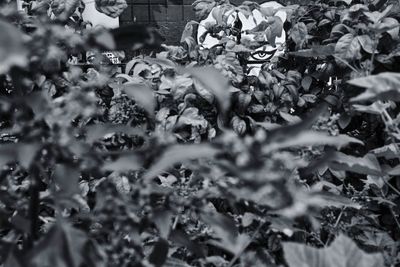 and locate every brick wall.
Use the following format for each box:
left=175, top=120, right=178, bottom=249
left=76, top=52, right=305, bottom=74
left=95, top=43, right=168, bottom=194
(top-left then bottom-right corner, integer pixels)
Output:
left=119, top=0, right=196, bottom=44
left=119, top=1, right=298, bottom=44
